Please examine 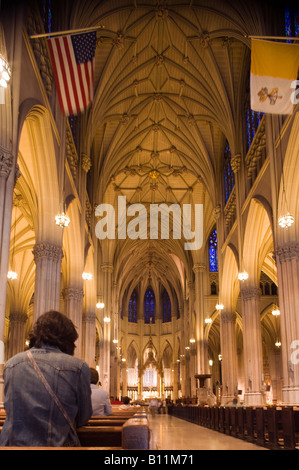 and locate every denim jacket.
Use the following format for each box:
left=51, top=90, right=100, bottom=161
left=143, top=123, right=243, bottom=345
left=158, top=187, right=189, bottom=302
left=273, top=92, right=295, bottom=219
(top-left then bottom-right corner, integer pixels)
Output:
left=0, top=344, right=92, bottom=447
